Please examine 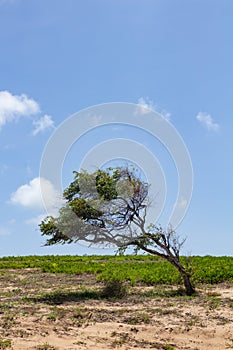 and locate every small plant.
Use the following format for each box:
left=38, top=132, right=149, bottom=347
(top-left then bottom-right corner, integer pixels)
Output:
left=154, top=307, right=177, bottom=316
left=208, top=297, right=222, bottom=310
left=46, top=313, right=57, bottom=321
left=125, top=312, right=151, bottom=325
left=102, top=279, right=128, bottom=299
left=206, top=291, right=221, bottom=297
left=162, top=345, right=175, bottom=350
left=0, top=339, right=12, bottom=349
left=0, top=304, right=11, bottom=312
left=111, top=331, right=117, bottom=337
left=72, top=309, right=83, bottom=319
left=1, top=314, right=16, bottom=329
left=36, top=343, right=57, bottom=350
left=226, top=337, right=233, bottom=349
left=72, top=309, right=86, bottom=326
left=111, top=333, right=129, bottom=347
